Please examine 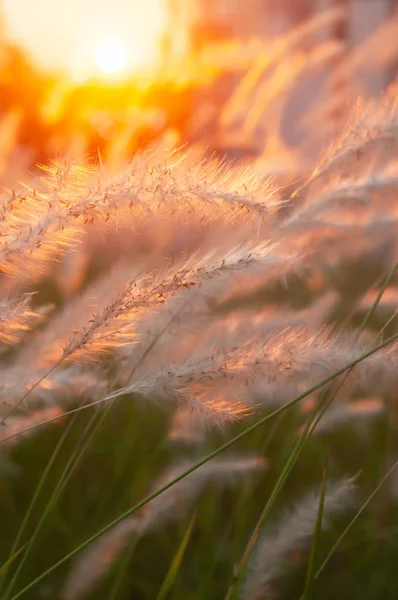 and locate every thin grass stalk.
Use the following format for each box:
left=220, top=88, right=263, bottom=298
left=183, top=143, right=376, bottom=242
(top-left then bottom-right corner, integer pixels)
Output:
left=0, top=302, right=194, bottom=448
left=225, top=355, right=358, bottom=599
left=0, top=400, right=110, bottom=447
left=357, top=262, right=397, bottom=335
left=375, top=309, right=397, bottom=342
left=224, top=389, right=331, bottom=600
left=107, top=537, right=141, bottom=600
left=0, top=273, right=183, bottom=426
left=4, top=306, right=185, bottom=597
left=310, top=261, right=397, bottom=439
left=302, top=459, right=328, bottom=600
left=224, top=266, right=397, bottom=599
left=8, top=331, right=398, bottom=600
left=199, top=416, right=286, bottom=599
left=2, top=409, right=100, bottom=599
left=0, top=357, right=65, bottom=425
left=107, top=431, right=167, bottom=600
left=0, top=411, right=78, bottom=595
left=298, top=459, right=398, bottom=600
left=0, top=546, right=28, bottom=582
left=155, top=512, right=197, bottom=600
